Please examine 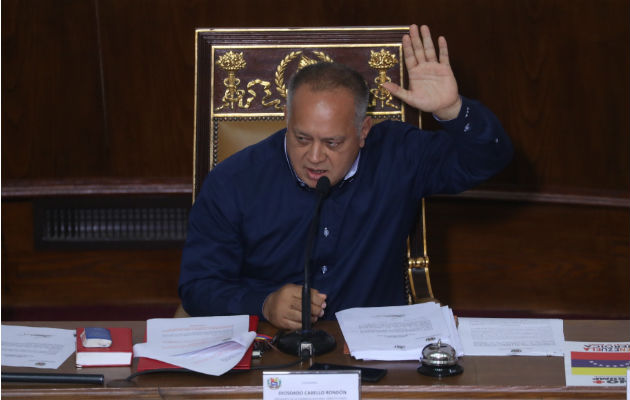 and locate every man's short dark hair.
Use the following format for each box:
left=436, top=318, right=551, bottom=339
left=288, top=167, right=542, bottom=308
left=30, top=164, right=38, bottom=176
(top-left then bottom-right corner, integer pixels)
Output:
left=286, top=62, right=369, bottom=130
